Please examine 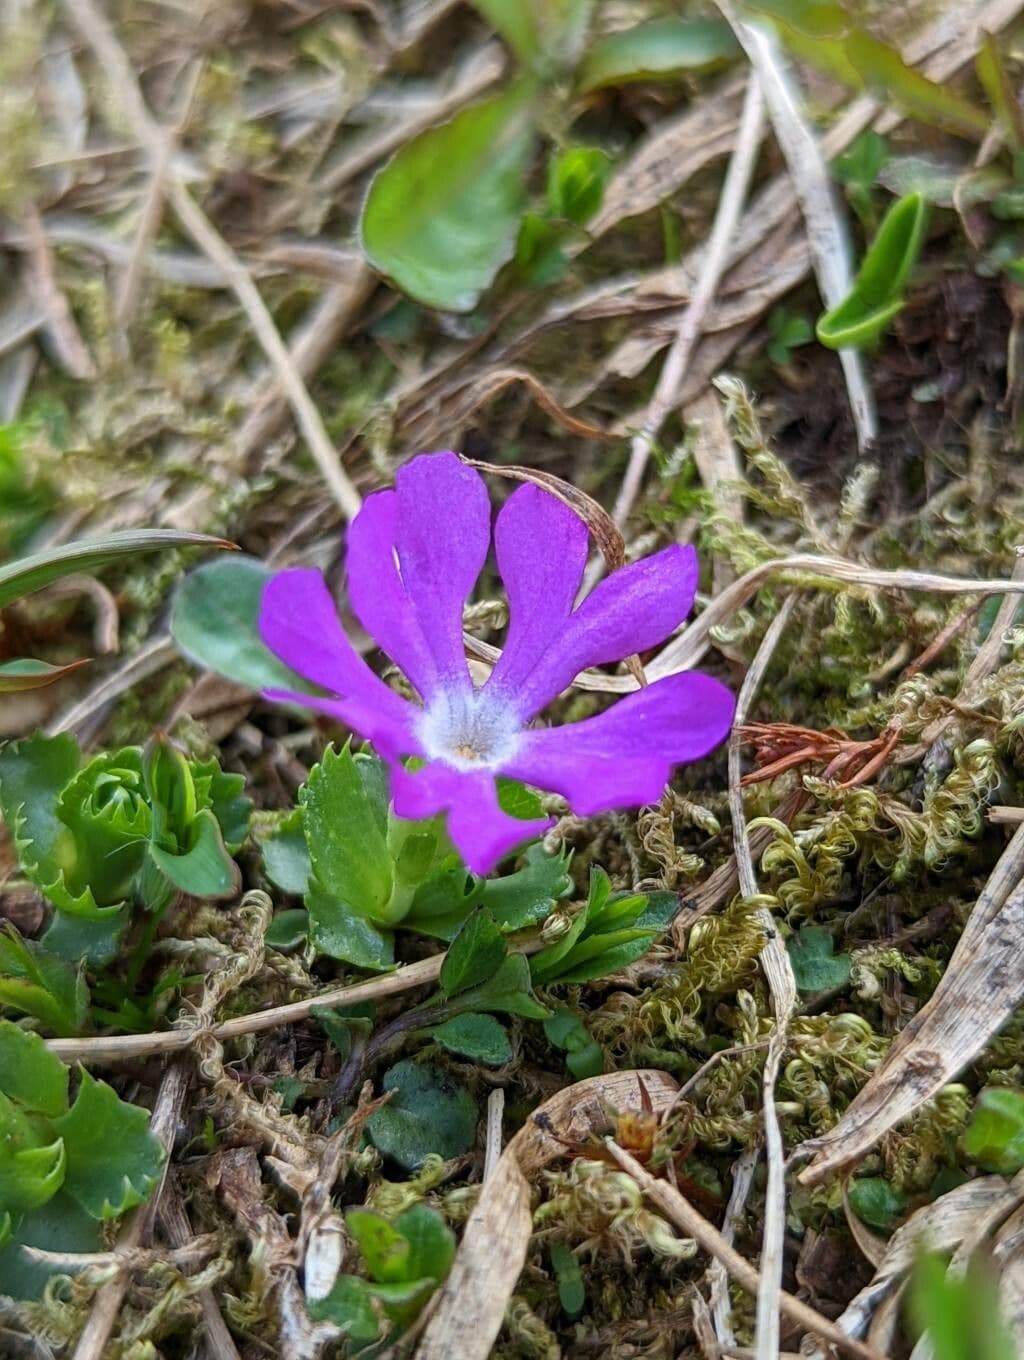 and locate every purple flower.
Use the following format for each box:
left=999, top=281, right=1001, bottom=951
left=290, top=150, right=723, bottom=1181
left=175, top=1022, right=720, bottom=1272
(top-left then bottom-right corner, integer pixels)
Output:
left=259, top=452, right=735, bottom=875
